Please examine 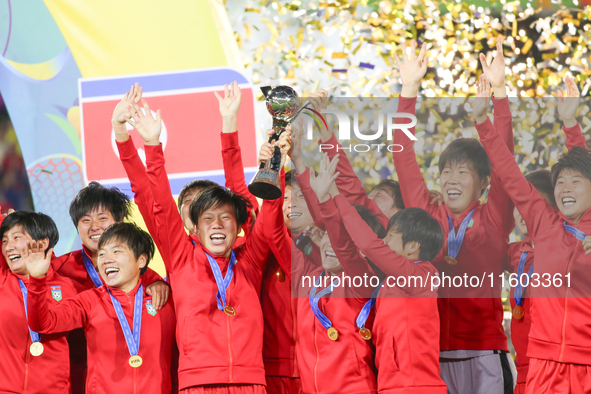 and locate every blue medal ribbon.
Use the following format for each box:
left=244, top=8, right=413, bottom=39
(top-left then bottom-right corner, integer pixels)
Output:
left=107, top=284, right=143, bottom=358
left=356, top=280, right=383, bottom=330
left=563, top=222, right=587, bottom=241
left=514, top=252, right=534, bottom=307
left=17, top=279, right=41, bottom=344
left=309, top=270, right=336, bottom=330
left=82, top=249, right=103, bottom=288
left=204, top=251, right=236, bottom=312
left=446, top=209, right=476, bottom=259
